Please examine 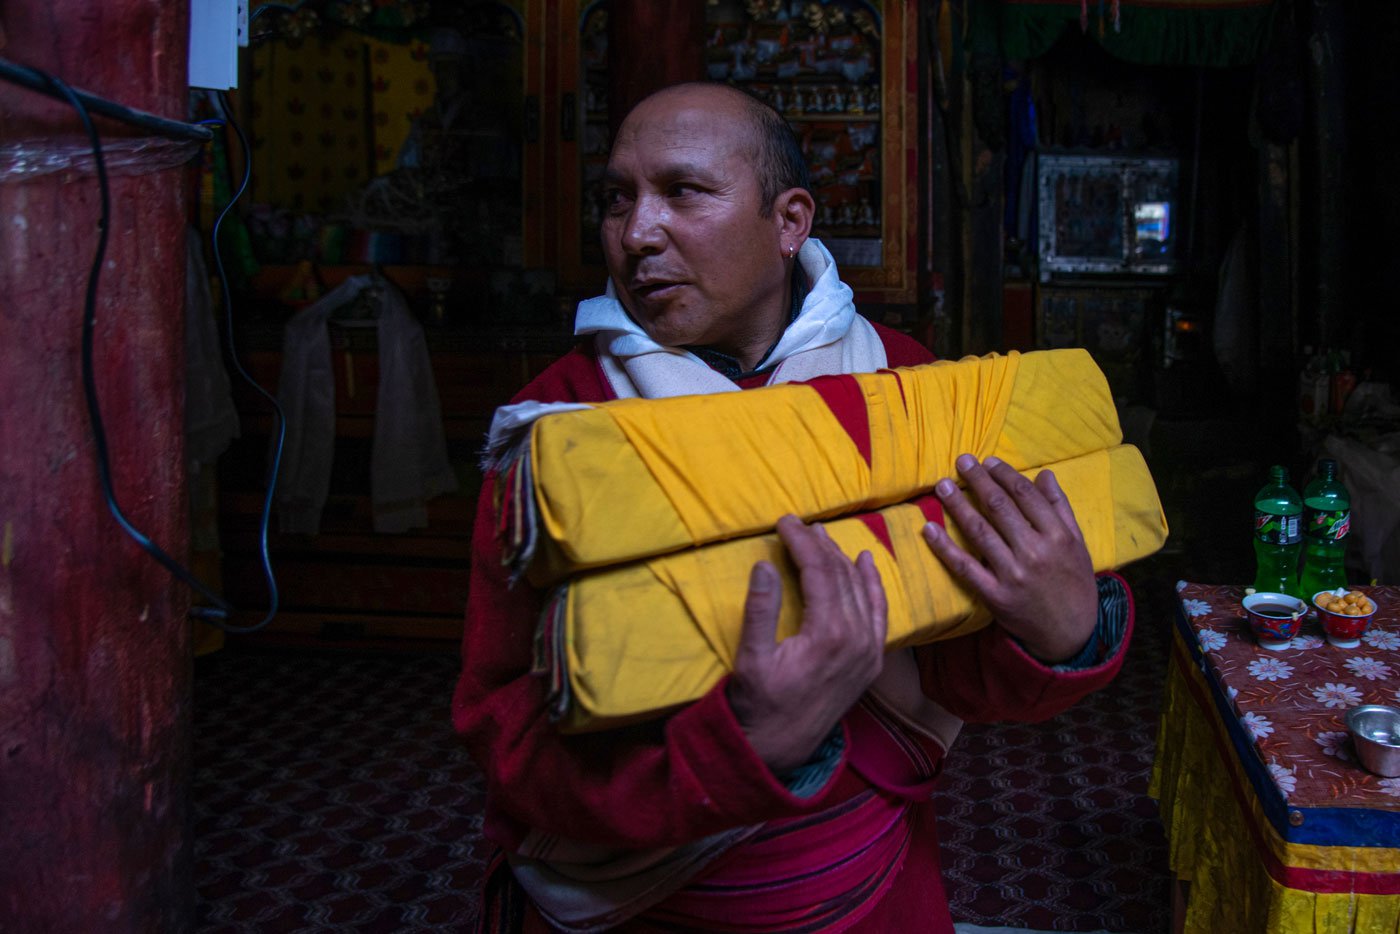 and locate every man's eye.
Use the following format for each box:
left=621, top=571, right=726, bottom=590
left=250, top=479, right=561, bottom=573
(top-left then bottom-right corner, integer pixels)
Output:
left=602, top=189, right=631, bottom=213
left=668, top=183, right=701, bottom=198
